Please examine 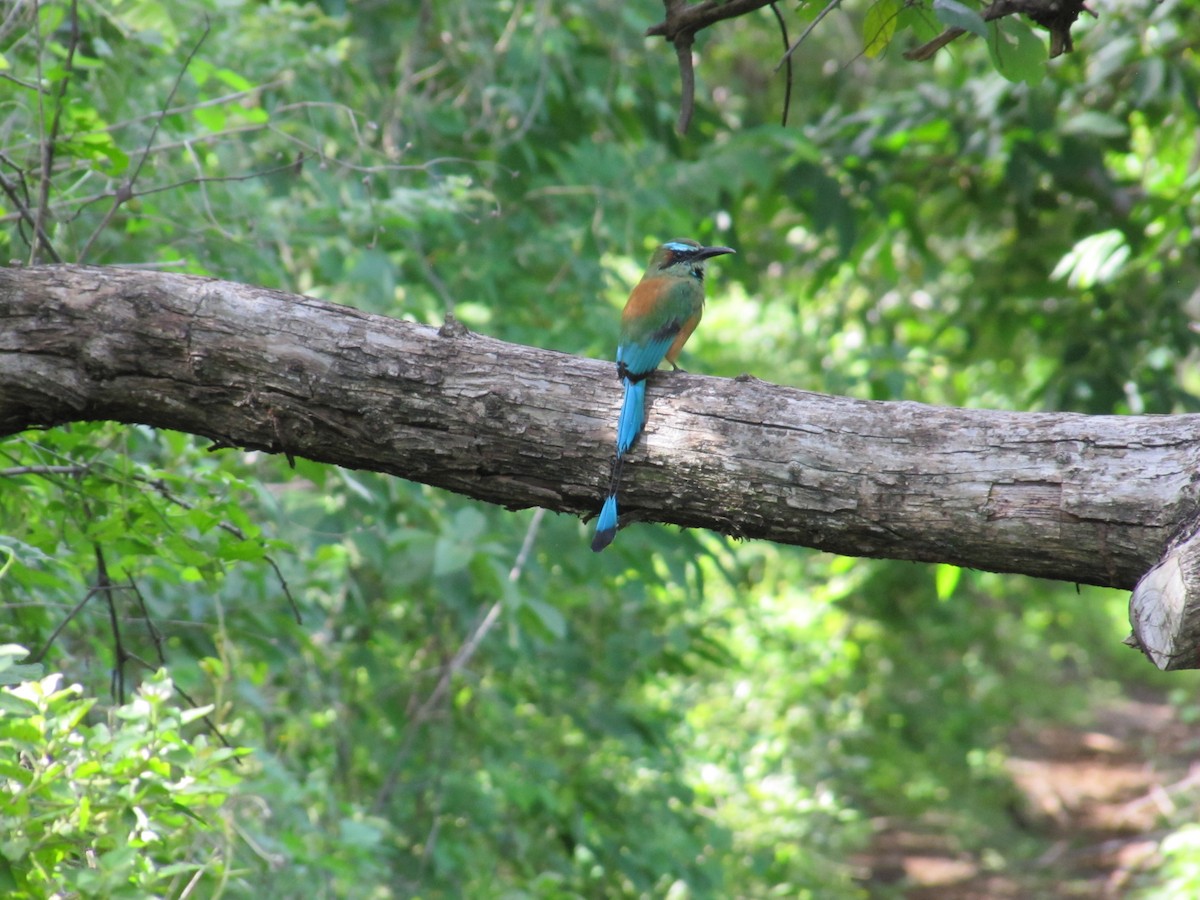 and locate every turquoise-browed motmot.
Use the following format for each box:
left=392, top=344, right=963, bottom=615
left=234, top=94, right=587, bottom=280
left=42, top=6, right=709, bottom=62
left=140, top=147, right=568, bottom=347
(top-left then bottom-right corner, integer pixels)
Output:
left=591, top=238, right=735, bottom=552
